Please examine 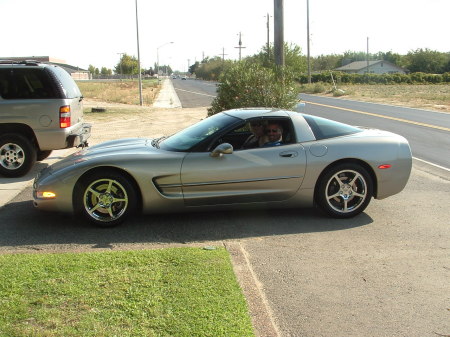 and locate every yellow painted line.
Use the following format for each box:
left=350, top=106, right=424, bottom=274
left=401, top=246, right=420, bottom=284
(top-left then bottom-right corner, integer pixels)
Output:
left=304, top=100, right=450, bottom=132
